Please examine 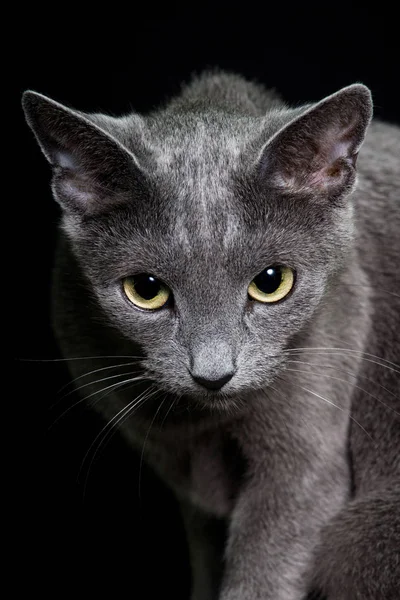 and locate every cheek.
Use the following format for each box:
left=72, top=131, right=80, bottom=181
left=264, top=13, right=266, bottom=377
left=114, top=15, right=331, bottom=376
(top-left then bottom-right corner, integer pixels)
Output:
left=96, top=287, right=178, bottom=345
left=246, top=274, right=326, bottom=343
left=242, top=310, right=313, bottom=367
left=245, top=309, right=301, bottom=348
left=142, top=353, right=194, bottom=394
